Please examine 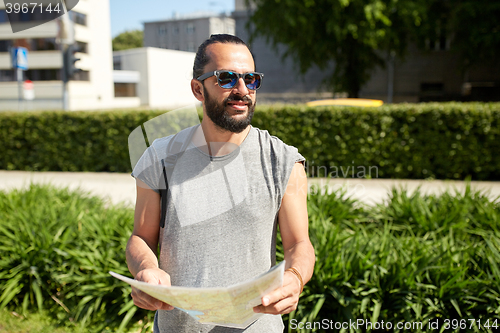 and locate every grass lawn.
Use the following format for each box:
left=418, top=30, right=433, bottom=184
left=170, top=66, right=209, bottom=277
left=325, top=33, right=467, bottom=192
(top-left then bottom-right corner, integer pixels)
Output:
left=0, top=308, right=77, bottom=333
left=0, top=308, right=148, bottom=333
